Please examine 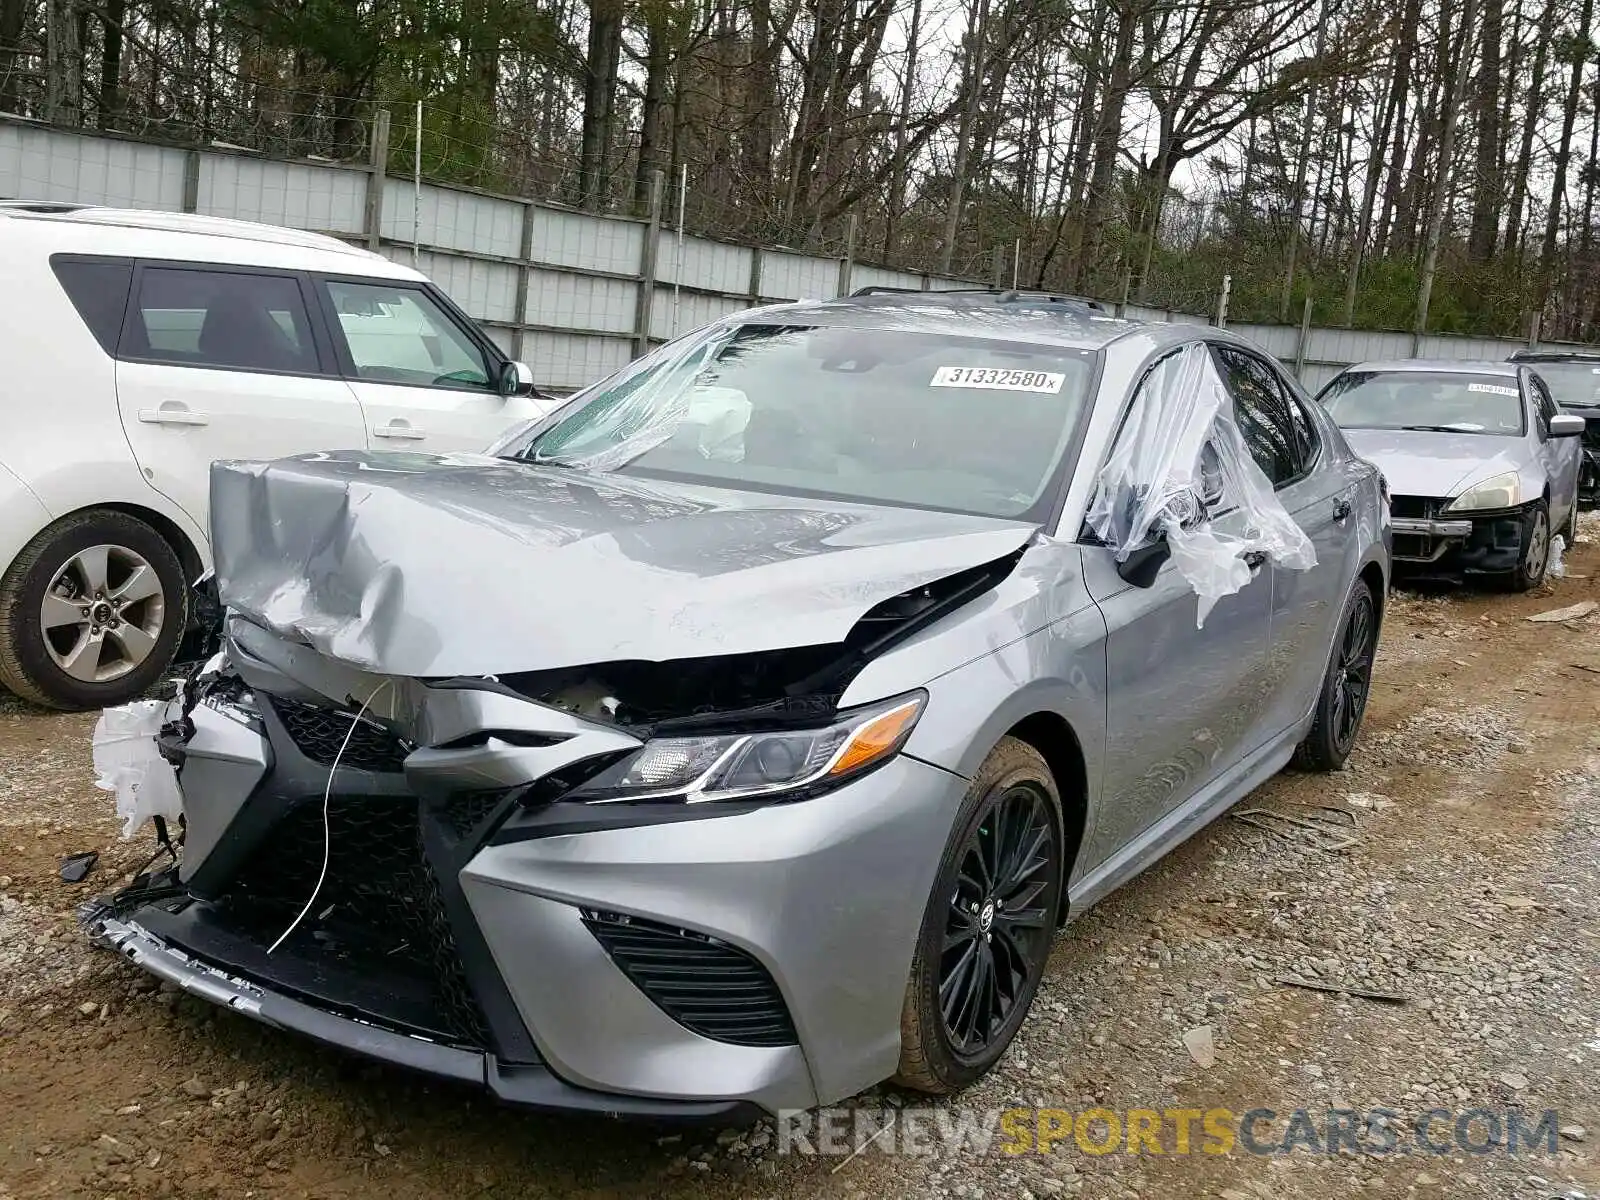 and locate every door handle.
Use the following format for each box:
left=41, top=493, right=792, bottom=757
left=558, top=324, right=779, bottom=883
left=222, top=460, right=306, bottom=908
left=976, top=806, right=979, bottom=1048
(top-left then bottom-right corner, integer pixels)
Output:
left=1332, top=496, right=1352, bottom=522
left=374, top=424, right=427, bottom=440
left=137, top=407, right=209, bottom=426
